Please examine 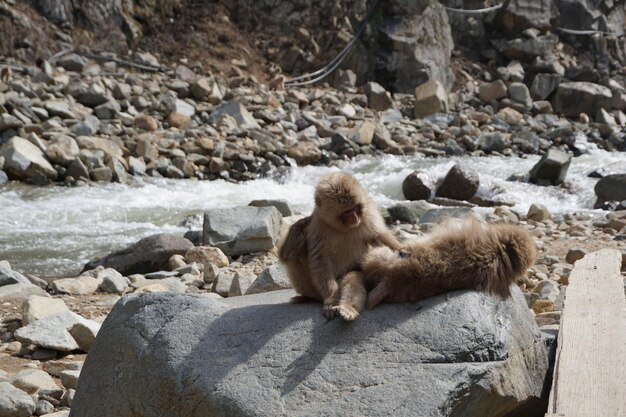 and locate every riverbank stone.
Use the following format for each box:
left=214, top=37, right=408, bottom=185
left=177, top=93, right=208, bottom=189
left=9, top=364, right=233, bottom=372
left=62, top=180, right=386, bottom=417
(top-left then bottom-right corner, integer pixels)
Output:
left=594, top=174, right=626, bottom=208
left=552, top=82, right=612, bottom=118
left=0, top=382, right=35, bottom=417
left=245, top=264, right=291, bottom=295
left=0, top=137, right=57, bottom=183
left=203, top=206, right=282, bottom=256
left=83, top=233, right=194, bottom=276
left=14, top=310, right=98, bottom=352
left=529, top=148, right=572, bottom=185
left=435, top=164, right=480, bottom=201
left=70, top=288, right=548, bottom=417
left=402, top=171, right=432, bottom=201
left=414, top=80, right=448, bottom=118
left=0, top=263, right=30, bottom=286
